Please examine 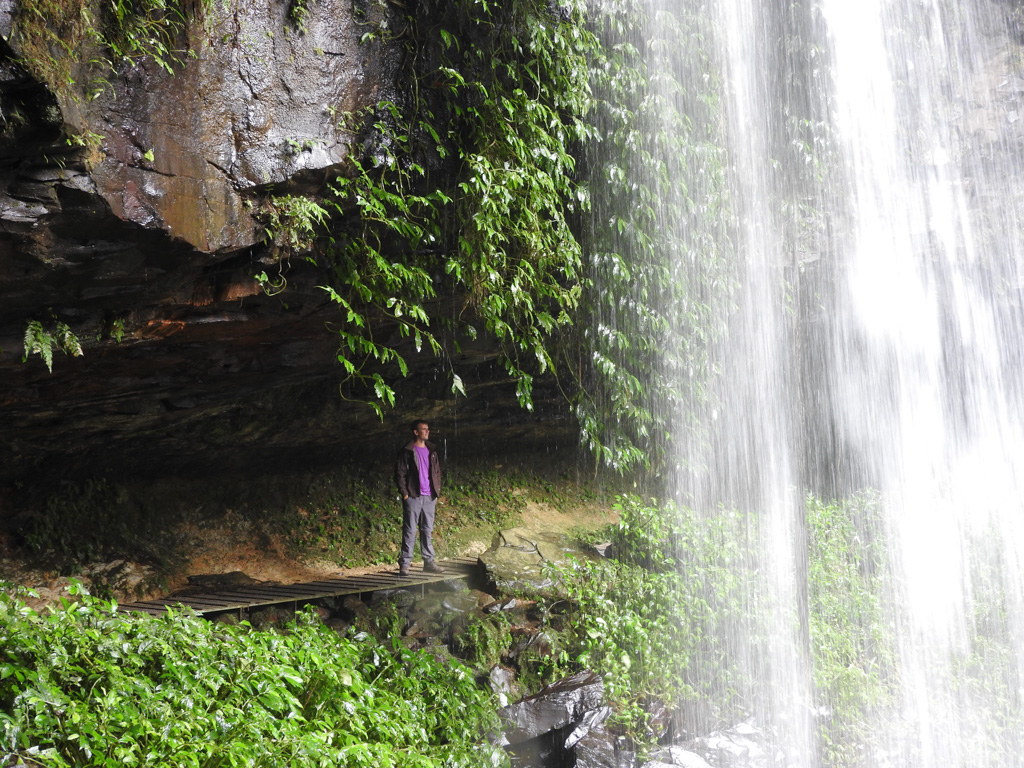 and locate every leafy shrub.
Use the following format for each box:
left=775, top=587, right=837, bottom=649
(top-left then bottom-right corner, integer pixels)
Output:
left=17, top=479, right=165, bottom=567
left=569, top=493, right=902, bottom=758
left=451, top=612, right=514, bottom=671
left=805, top=492, right=897, bottom=766
left=0, top=587, right=507, bottom=767
left=545, top=495, right=758, bottom=739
